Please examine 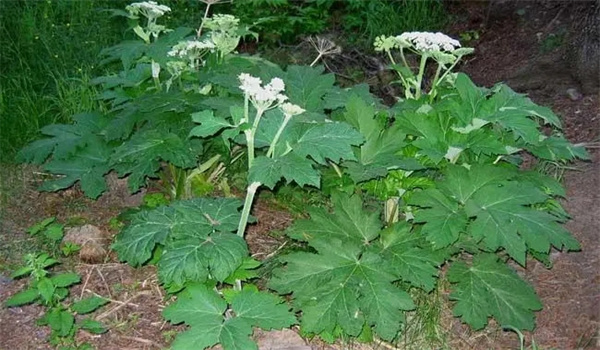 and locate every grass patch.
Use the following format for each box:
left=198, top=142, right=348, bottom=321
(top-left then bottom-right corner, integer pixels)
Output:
left=0, top=0, right=126, bottom=162
left=340, top=0, right=448, bottom=49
